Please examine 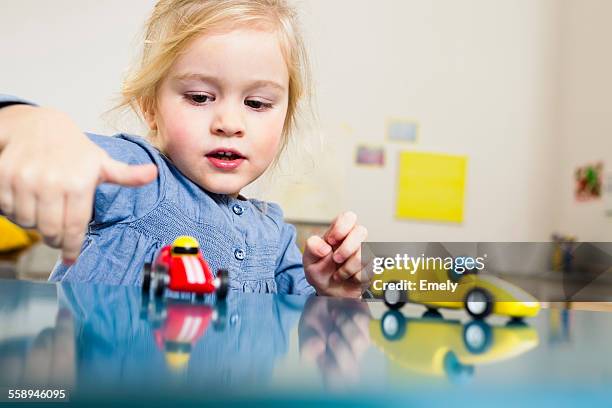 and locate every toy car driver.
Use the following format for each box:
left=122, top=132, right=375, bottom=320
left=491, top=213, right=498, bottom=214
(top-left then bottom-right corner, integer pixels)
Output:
left=171, top=236, right=200, bottom=256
